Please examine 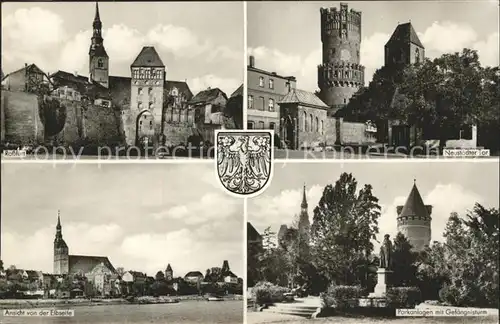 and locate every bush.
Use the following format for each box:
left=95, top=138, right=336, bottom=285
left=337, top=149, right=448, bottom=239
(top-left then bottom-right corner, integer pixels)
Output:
left=321, top=285, right=364, bottom=309
left=386, top=287, right=422, bottom=308
left=252, top=281, right=288, bottom=305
